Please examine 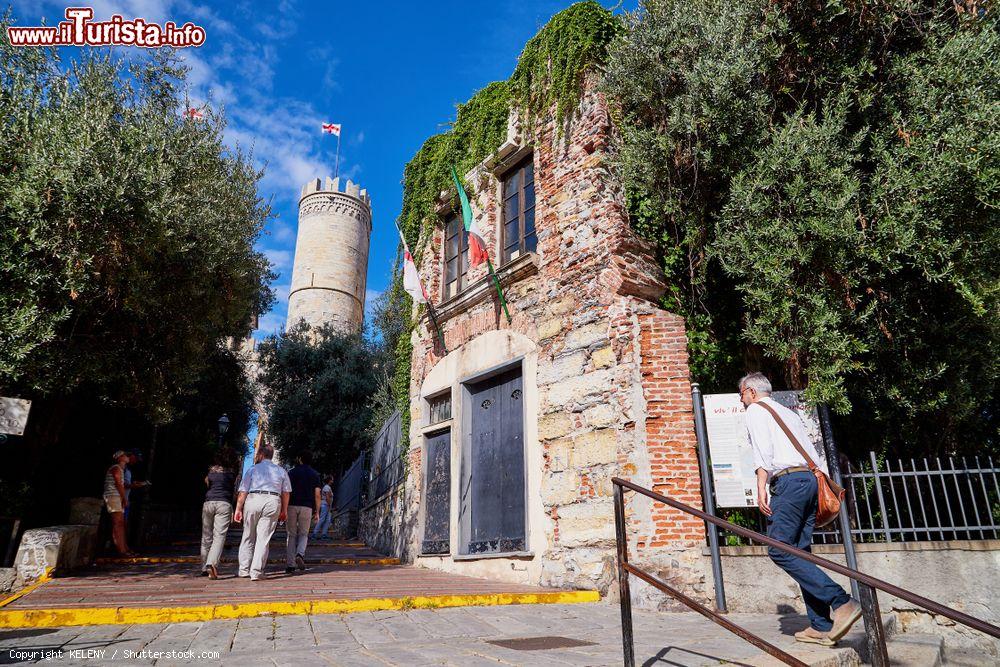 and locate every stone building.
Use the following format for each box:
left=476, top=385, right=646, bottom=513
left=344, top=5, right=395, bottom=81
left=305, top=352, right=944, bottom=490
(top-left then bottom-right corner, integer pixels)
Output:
left=286, top=177, right=372, bottom=333
left=361, top=79, right=710, bottom=604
